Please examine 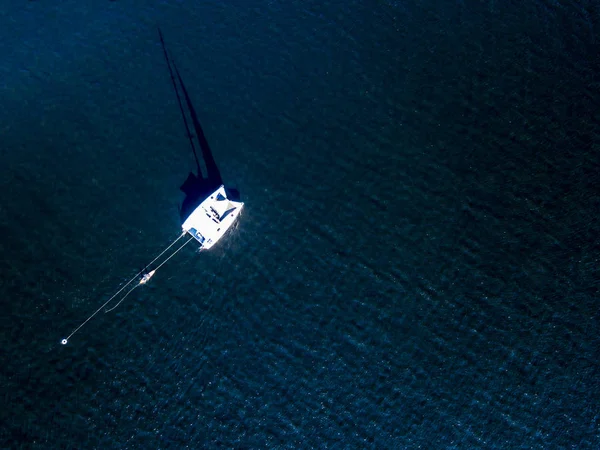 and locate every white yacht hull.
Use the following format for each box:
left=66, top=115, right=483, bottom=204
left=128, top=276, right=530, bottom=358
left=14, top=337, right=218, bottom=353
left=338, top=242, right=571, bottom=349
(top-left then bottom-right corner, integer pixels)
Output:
left=181, top=185, right=243, bottom=250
